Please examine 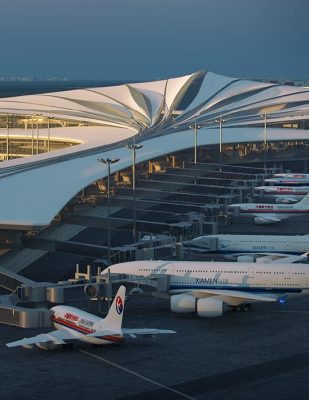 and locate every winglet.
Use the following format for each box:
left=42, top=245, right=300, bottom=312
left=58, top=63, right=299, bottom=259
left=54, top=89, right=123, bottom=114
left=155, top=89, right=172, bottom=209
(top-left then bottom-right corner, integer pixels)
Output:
left=101, top=285, right=126, bottom=332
